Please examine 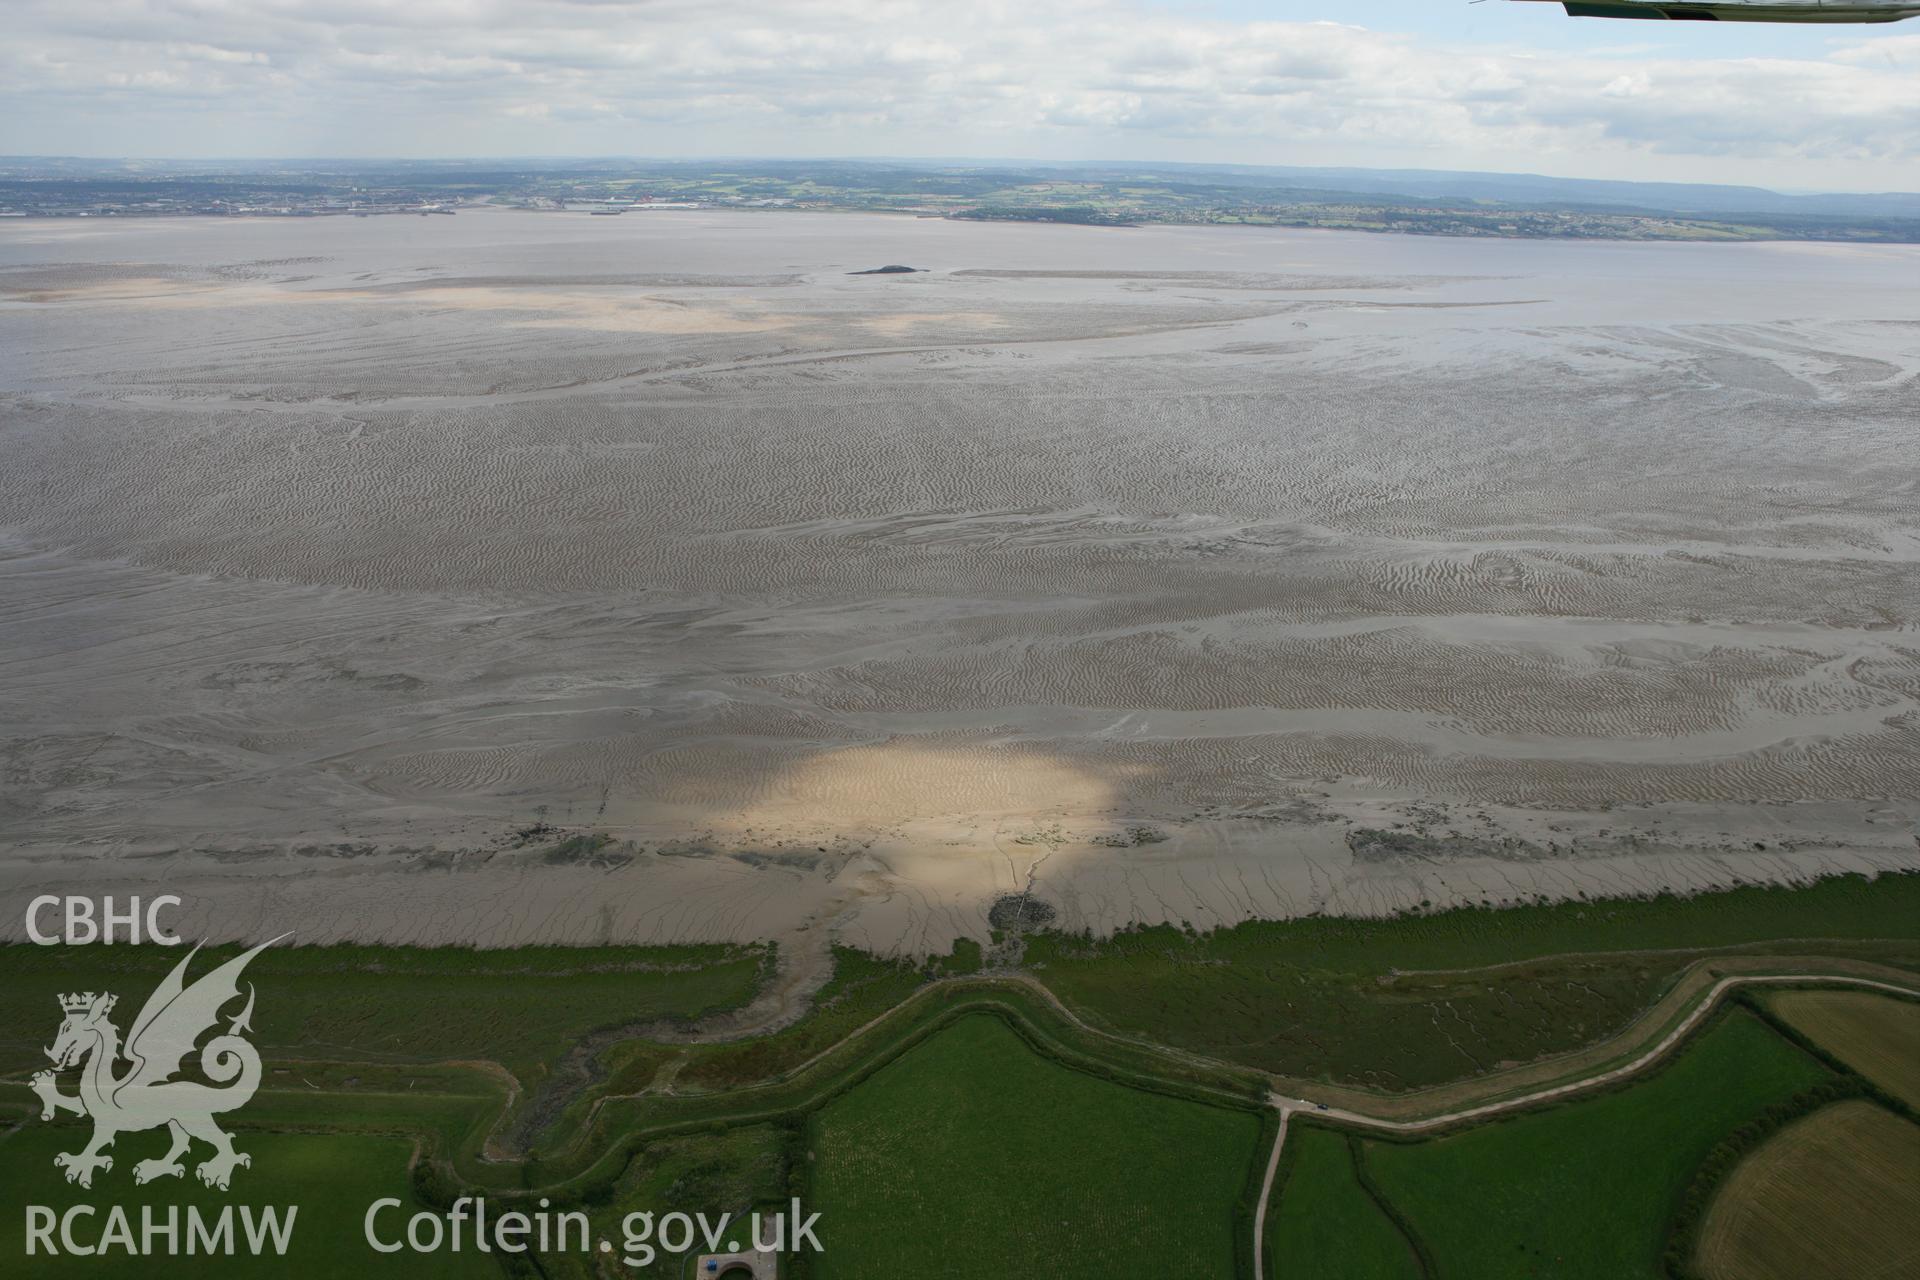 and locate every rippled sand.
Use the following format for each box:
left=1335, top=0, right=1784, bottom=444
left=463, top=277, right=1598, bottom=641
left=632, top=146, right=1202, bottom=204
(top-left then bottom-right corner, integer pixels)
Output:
left=2, top=211, right=1916, bottom=949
